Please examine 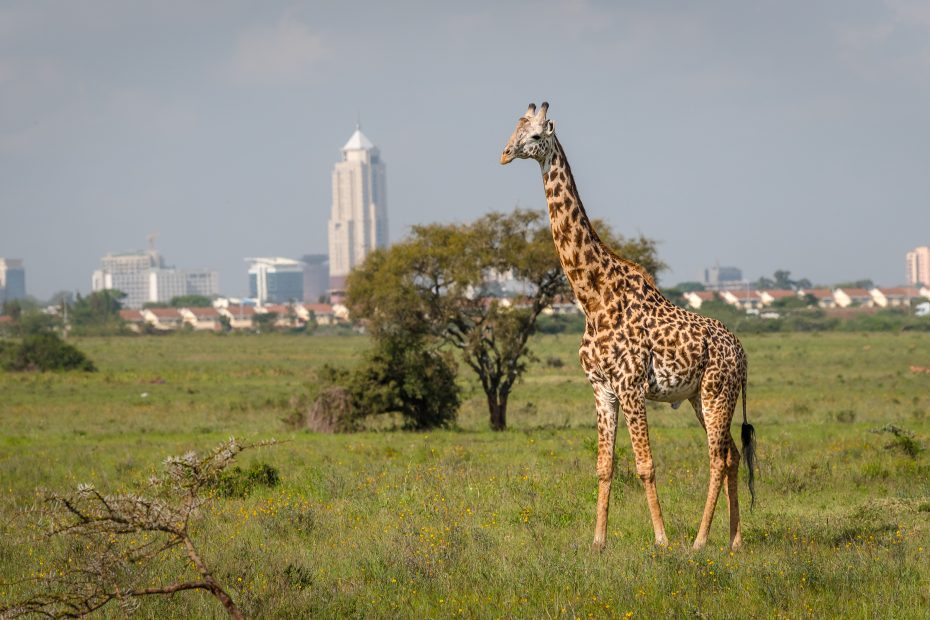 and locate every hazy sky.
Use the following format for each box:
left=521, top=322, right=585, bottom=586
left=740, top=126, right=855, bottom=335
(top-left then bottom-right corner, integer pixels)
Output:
left=2, top=1, right=929, bottom=299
